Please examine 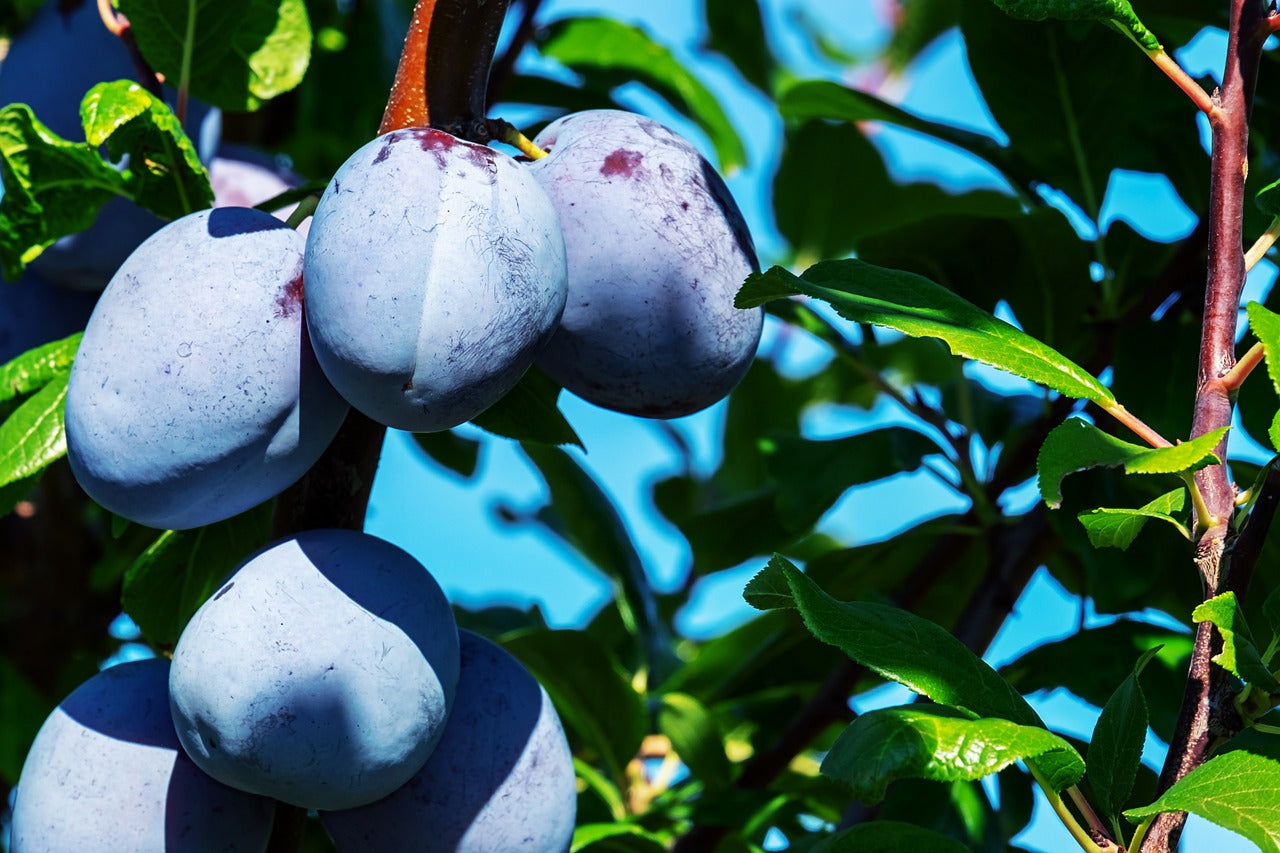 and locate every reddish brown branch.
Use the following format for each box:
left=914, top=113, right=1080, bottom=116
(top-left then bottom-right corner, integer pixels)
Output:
left=1144, top=1, right=1266, bottom=849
